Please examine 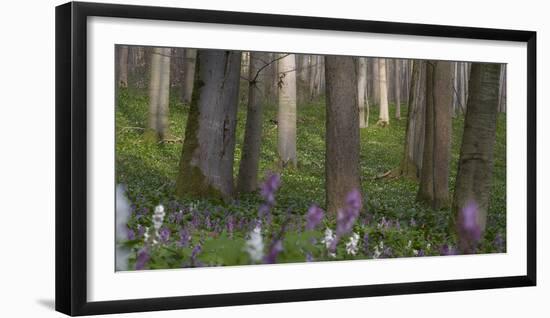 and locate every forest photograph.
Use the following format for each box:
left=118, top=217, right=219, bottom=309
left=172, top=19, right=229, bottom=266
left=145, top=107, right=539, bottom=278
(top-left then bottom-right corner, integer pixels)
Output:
left=114, top=46, right=507, bottom=271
